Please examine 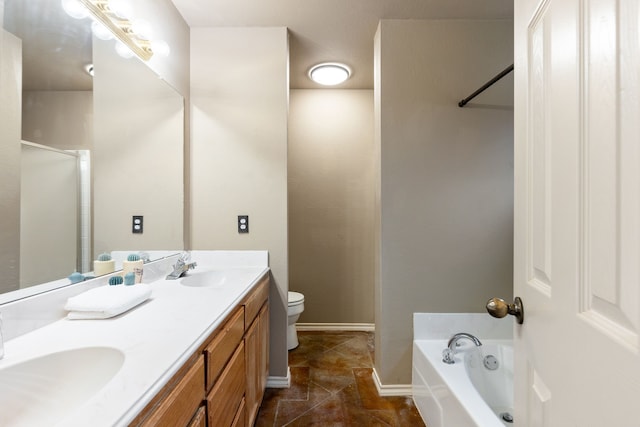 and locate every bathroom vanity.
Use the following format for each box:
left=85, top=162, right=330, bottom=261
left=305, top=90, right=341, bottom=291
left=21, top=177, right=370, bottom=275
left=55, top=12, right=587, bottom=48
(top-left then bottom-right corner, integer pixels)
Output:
left=131, top=272, right=269, bottom=427
left=0, top=251, right=270, bottom=427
